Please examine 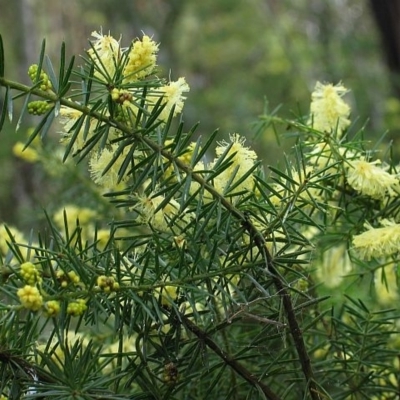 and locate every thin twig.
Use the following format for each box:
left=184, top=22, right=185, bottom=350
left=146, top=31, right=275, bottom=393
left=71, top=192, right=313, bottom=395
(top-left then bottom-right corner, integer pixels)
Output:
left=180, top=313, right=282, bottom=400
